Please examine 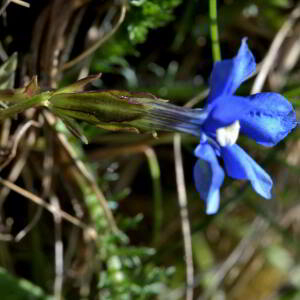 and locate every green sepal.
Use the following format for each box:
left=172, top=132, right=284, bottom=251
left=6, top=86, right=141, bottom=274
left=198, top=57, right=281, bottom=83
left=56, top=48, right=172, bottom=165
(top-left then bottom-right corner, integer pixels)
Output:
left=53, top=74, right=102, bottom=94
left=48, top=90, right=163, bottom=133
left=51, top=107, right=89, bottom=144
